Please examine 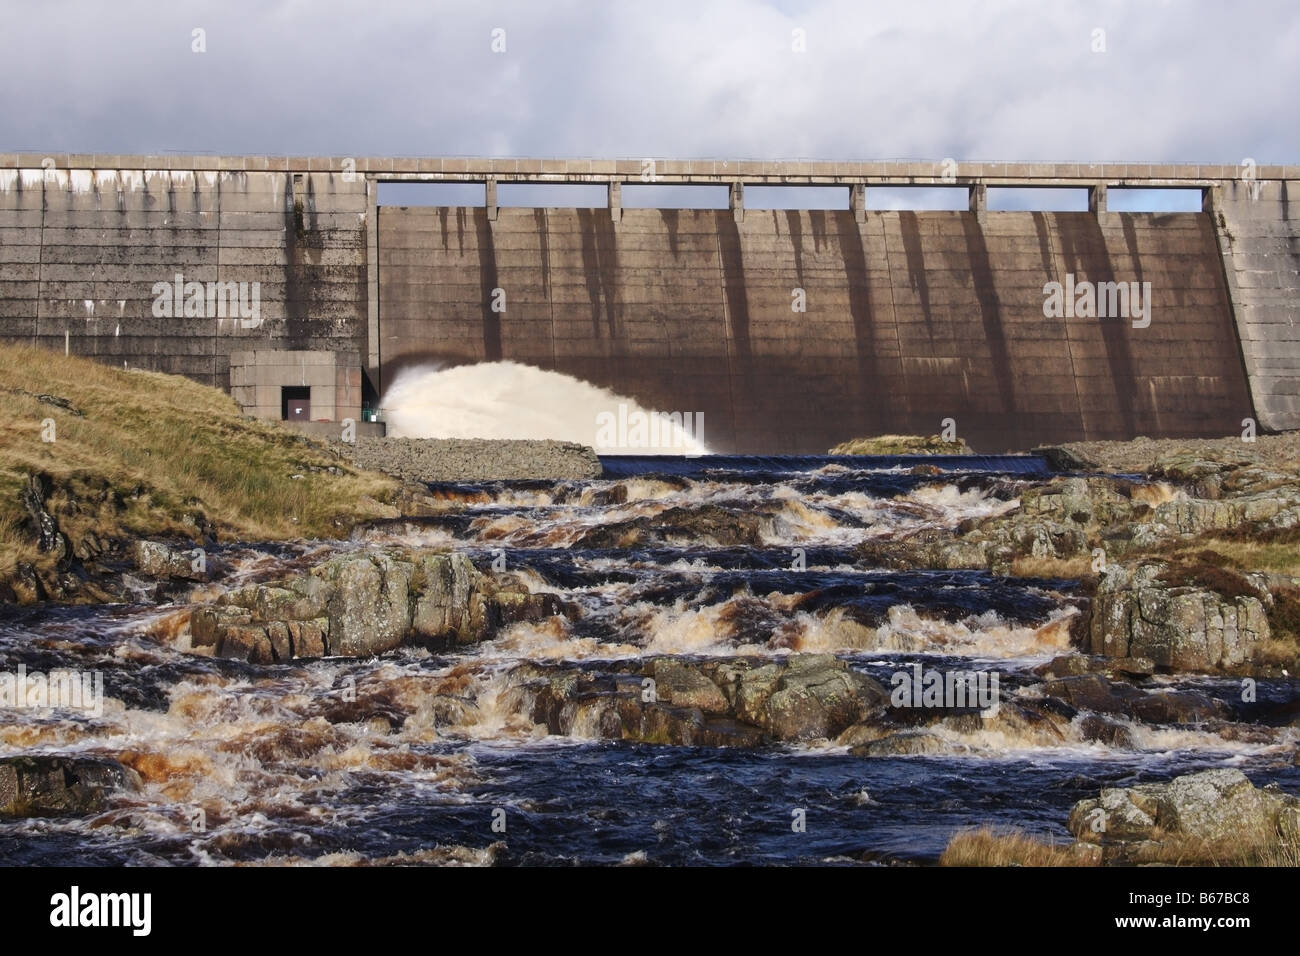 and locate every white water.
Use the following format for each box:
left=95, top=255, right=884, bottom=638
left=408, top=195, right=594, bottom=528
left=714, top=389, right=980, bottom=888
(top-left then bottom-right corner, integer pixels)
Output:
left=380, top=361, right=709, bottom=454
